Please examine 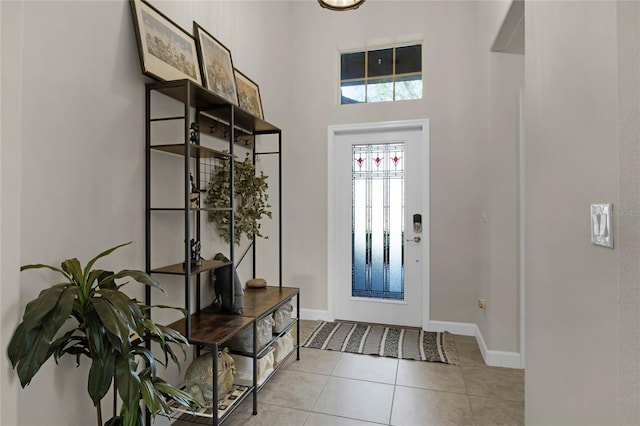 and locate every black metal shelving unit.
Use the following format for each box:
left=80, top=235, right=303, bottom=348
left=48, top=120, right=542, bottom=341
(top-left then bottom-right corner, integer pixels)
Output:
left=144, top=79, right=299, bottom=426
